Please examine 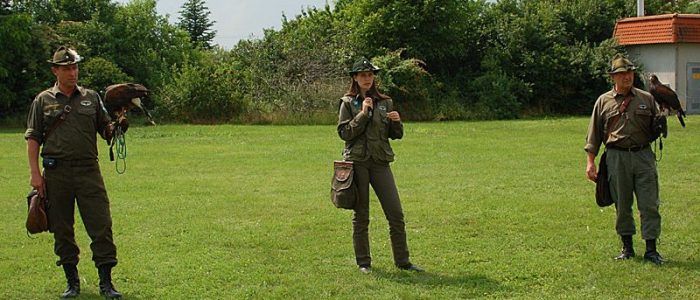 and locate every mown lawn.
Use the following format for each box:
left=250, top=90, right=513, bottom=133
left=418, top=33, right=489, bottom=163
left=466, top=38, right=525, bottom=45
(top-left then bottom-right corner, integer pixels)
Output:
left=1, top=117, right=699, bottom=299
